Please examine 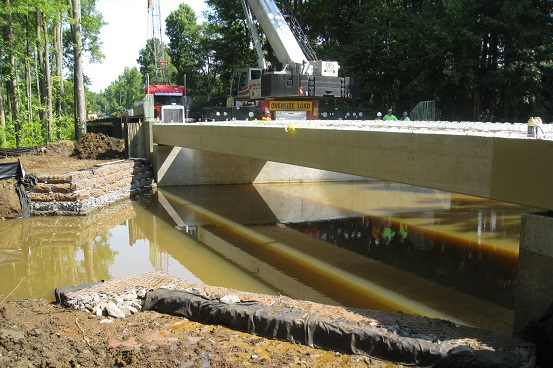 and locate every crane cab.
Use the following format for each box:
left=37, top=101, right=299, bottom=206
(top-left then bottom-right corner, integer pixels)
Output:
left=230, top=67, right=263, bottom=104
